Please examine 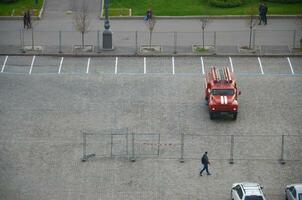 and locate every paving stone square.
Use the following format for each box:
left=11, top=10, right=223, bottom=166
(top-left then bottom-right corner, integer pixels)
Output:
left=0, top=56, right=301, bottom=200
